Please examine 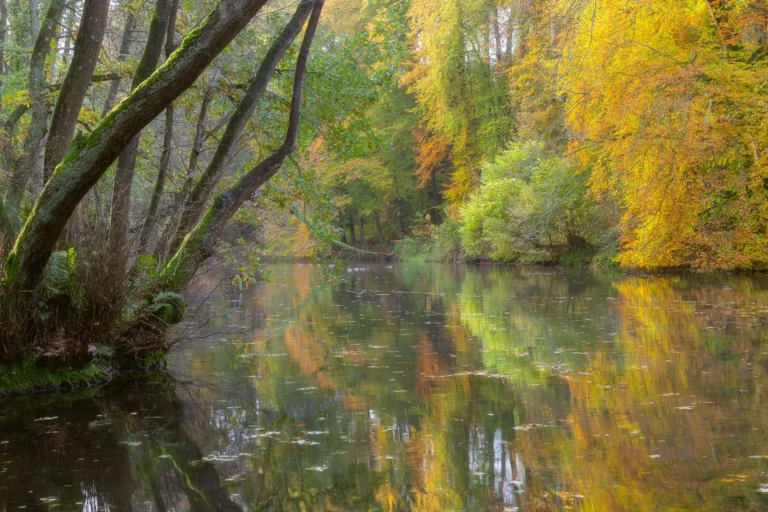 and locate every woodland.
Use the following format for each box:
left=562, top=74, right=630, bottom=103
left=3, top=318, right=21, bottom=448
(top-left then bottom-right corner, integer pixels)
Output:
left=0, top=0, right=765, bottom=379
